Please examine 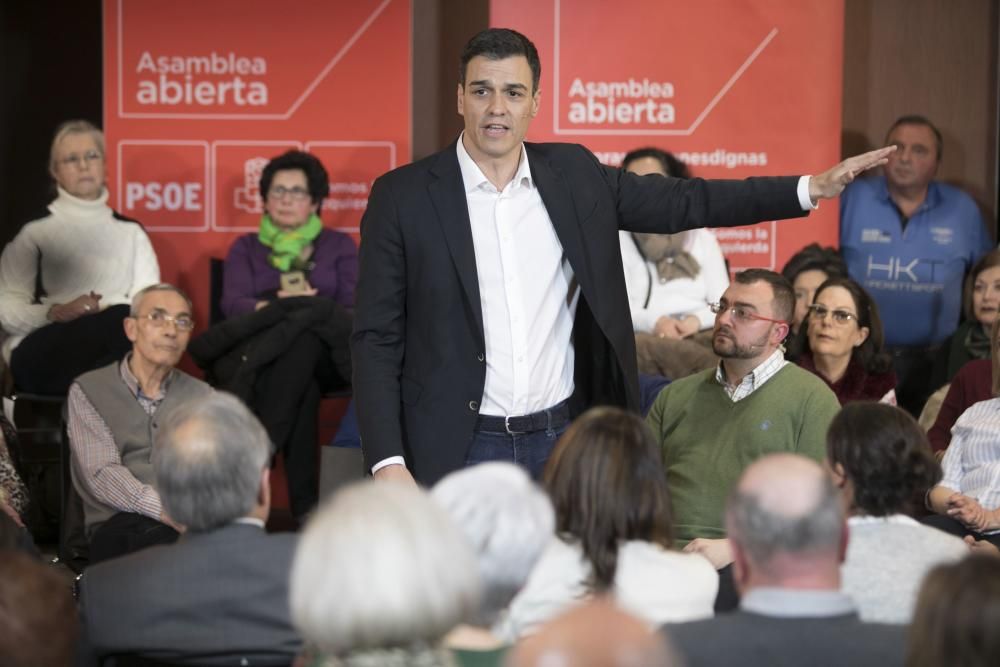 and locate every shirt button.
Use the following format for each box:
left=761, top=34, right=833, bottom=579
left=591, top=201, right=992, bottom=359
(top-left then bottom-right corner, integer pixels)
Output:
left=468, top=400, right=479, bottom=411
left=477, top=353, right=485, bottom=362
